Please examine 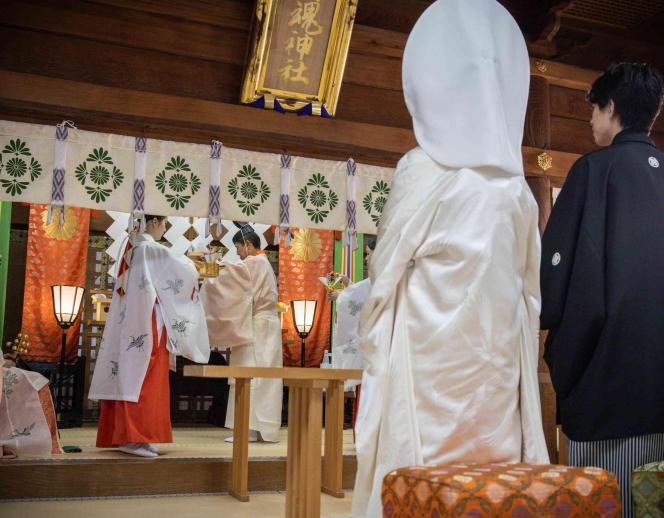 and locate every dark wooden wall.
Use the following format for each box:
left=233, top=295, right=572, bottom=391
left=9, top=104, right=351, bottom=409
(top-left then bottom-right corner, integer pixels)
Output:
left=1, top=0, right=662, bottom=168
